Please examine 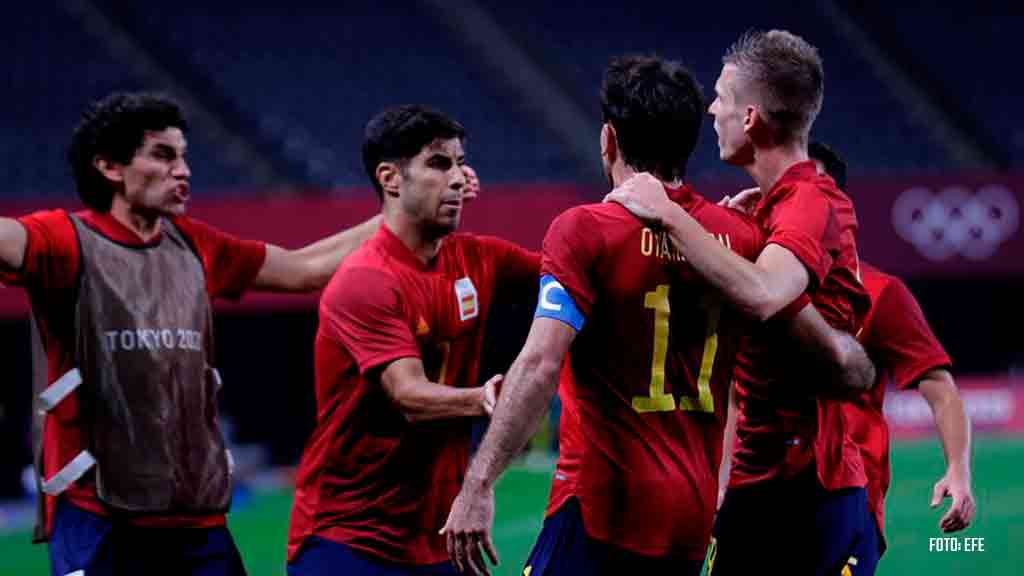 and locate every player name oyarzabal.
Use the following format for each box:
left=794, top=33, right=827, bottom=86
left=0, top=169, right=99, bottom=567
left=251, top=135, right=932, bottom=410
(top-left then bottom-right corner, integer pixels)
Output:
left=103, top=328, right=203, bottom=352
left=928, top=537, right=985, bottom=552
left=641, top=227, right=733, bottom=262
